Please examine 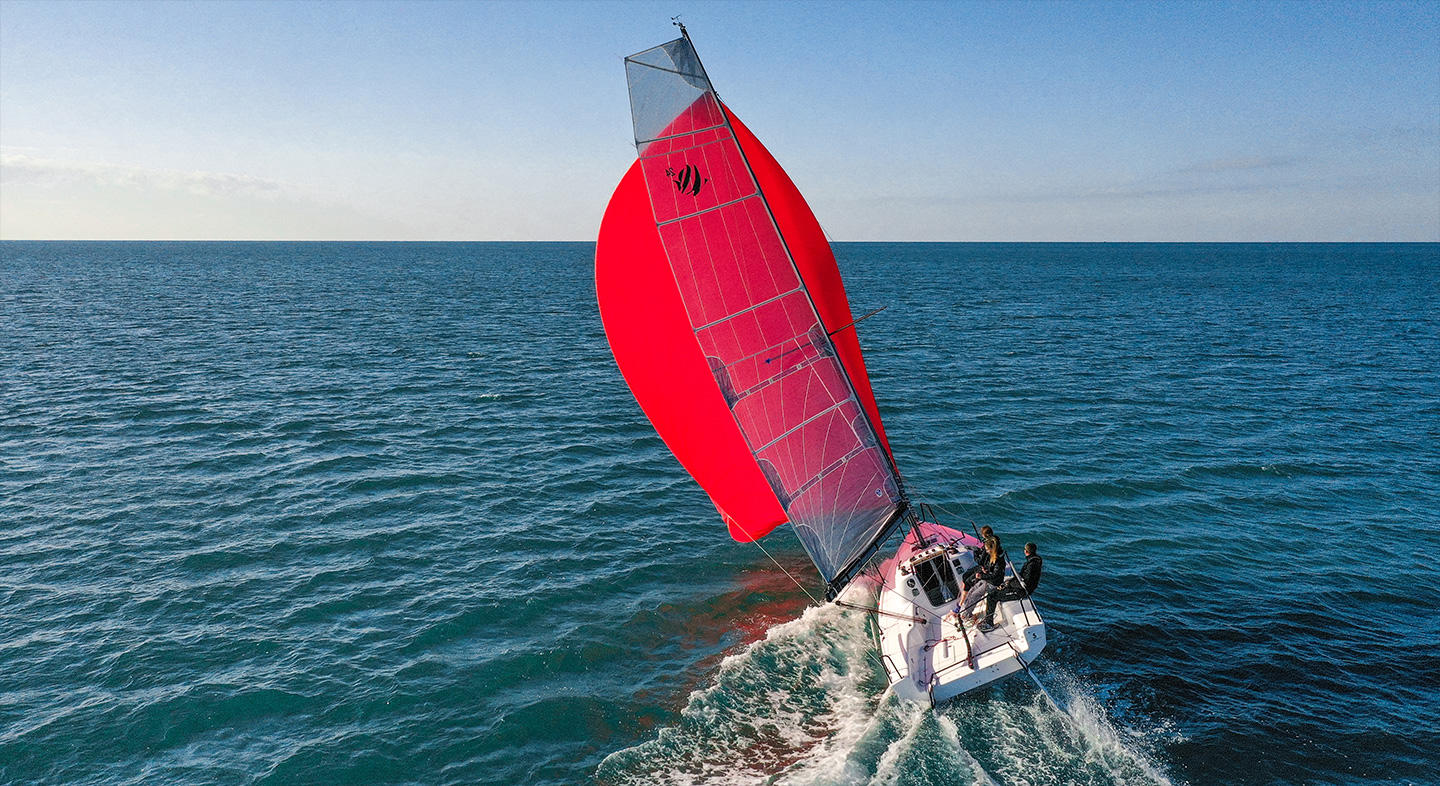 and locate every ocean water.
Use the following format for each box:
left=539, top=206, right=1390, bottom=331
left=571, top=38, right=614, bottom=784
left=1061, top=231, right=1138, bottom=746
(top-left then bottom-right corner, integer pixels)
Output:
left=1, top=240, right=1437, bottom=786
